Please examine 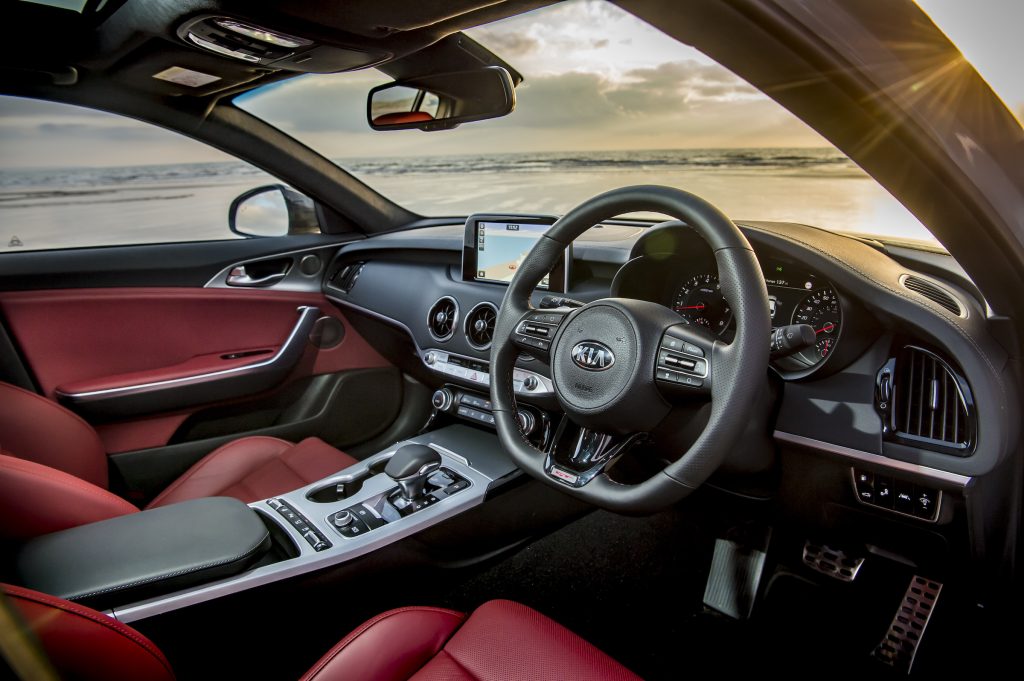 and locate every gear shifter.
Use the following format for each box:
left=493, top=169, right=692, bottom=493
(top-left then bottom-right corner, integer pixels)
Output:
left=385, top=444, right=442, bottom=501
